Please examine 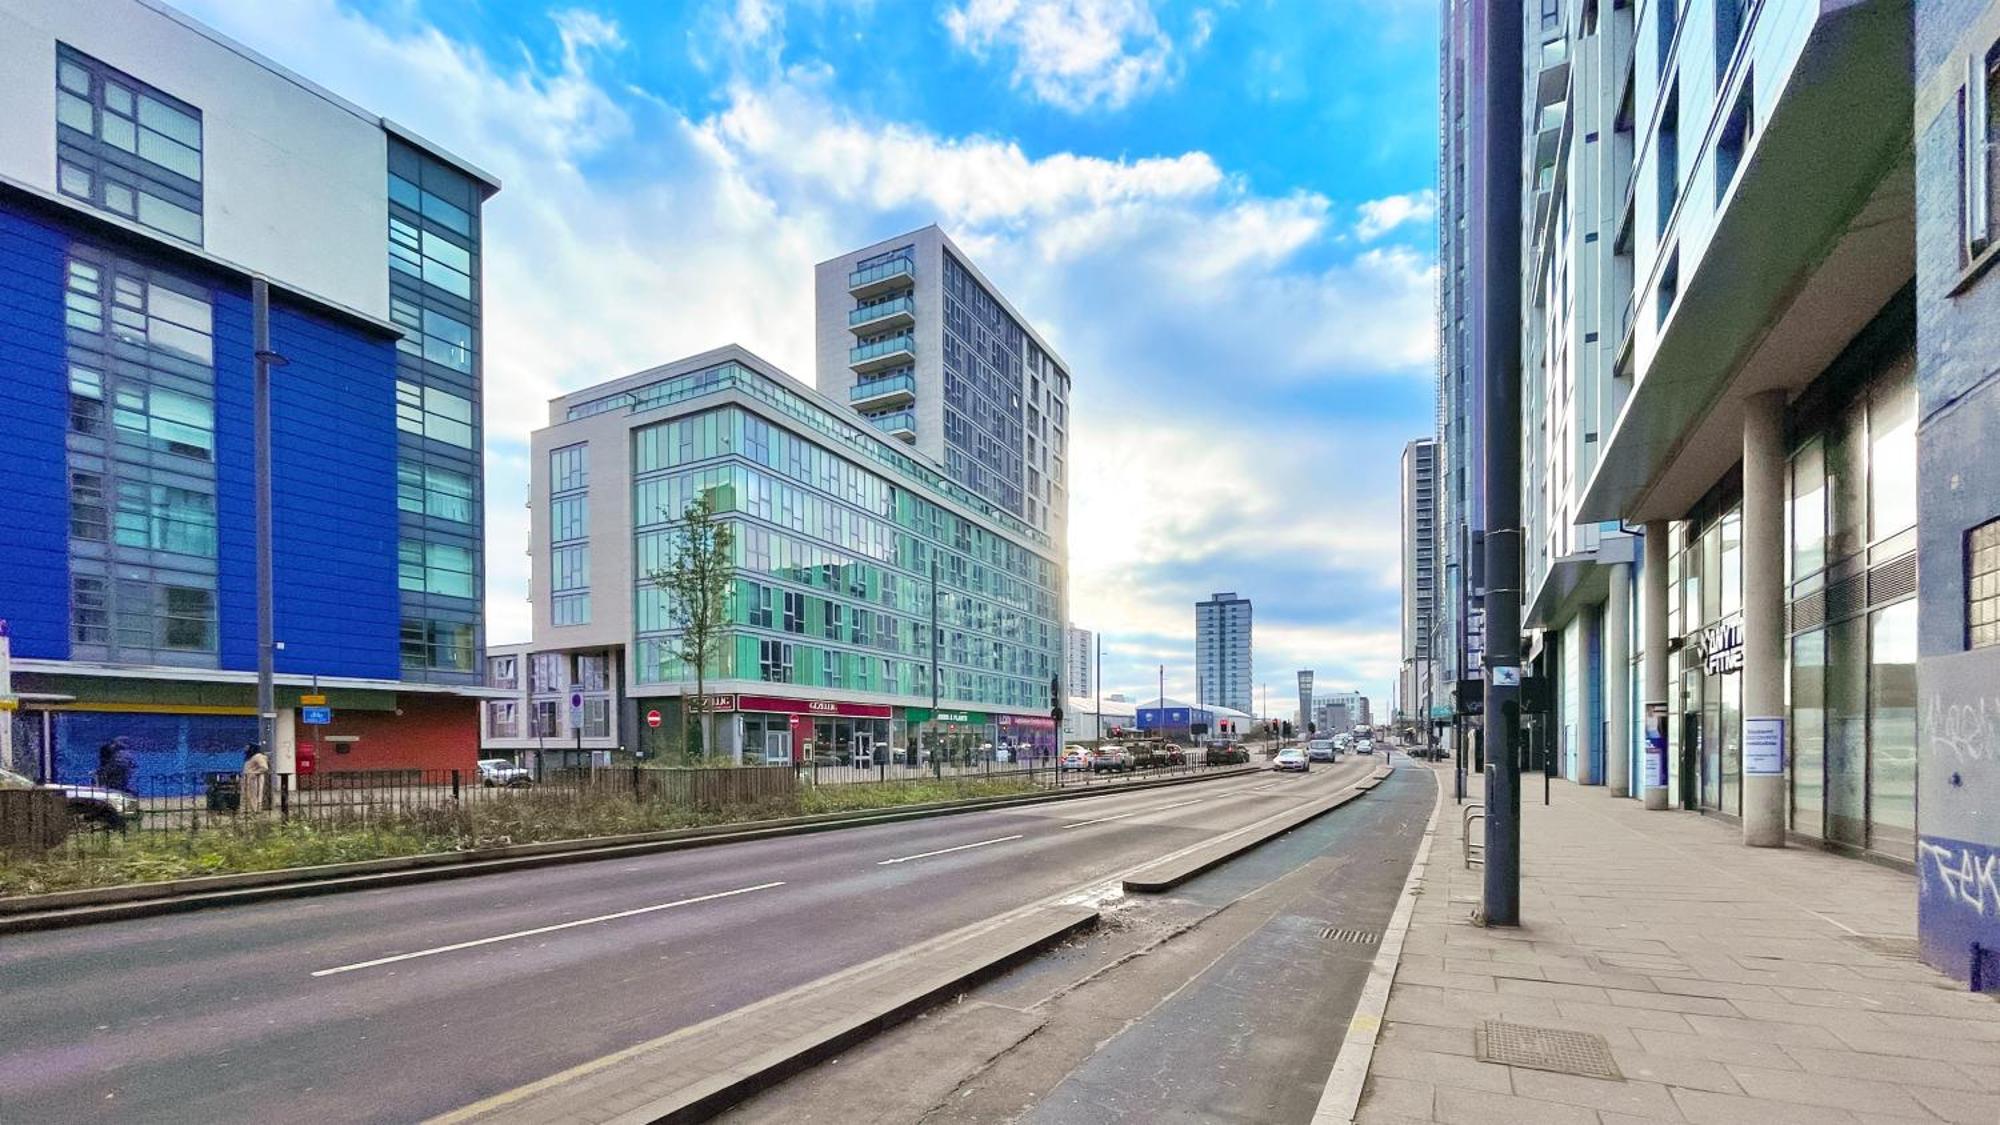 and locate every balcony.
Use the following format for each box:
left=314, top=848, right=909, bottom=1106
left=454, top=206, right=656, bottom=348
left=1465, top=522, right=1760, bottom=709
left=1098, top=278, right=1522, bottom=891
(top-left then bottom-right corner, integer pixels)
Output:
left=848, top=257, right=915, bottom=299
left=849, top=294, right=916, bottom=334
left=864, top=409, right=916, bottom=441
left=1535, top=101, right=1565, bottom=165
left=850, top=372, right=916, bottom=410
left=850, top=333, right=915, bottom=374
